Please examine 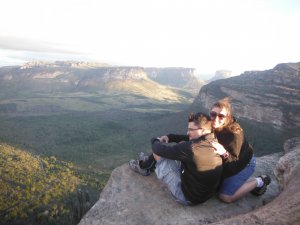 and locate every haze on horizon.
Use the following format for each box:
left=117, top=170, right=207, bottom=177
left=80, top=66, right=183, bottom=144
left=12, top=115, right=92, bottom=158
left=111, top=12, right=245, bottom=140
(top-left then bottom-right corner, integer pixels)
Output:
left=0, top=0, right=300, bottom=76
